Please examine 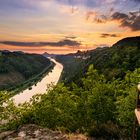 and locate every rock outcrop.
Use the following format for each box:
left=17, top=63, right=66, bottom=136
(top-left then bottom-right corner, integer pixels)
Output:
left=0, top=124, right=90, bottom=140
